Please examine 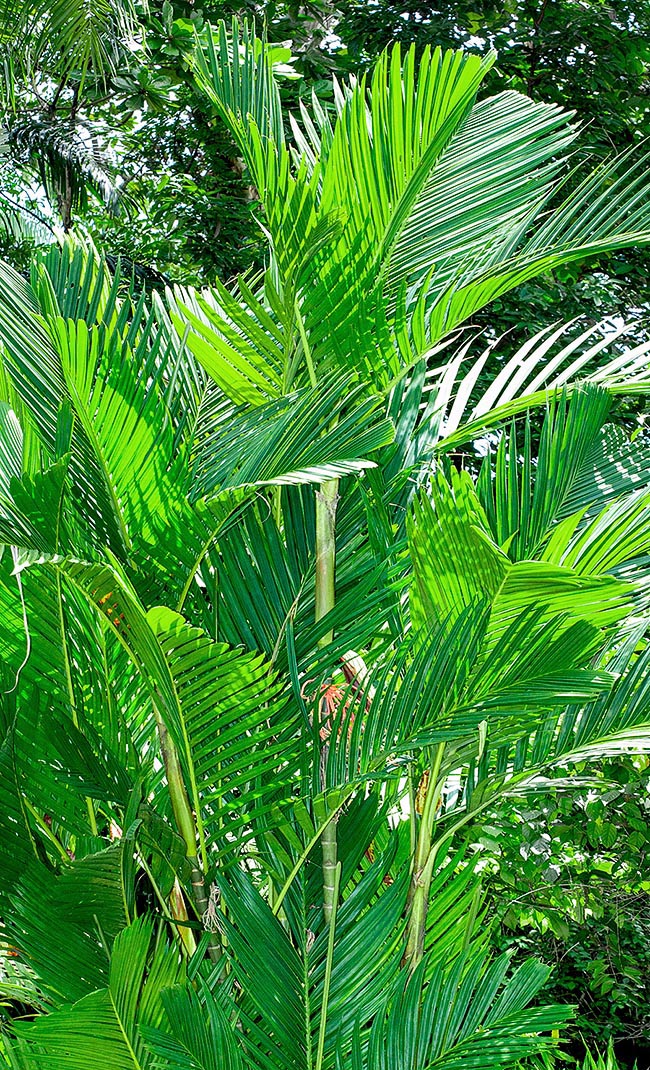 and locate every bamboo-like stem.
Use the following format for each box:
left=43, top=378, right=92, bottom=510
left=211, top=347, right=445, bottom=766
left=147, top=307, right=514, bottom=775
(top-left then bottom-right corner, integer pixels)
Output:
left=154, top=709, right=221, bottom=961
left=403, top=844, right=438, bottom=970
left=315, top=861, right=341, bottom=1070
left=169, top=877, right=198, bottom=957
left=315, top=477, right=340, bottom=925
left=315, top=479, right=339, bottom=644
left=156, top=711, right=198, bottom=861
left=403, top=743, right=446, bottom=970
left=321, top=812, right=339, bottom=927
left=272, top=791, right=352, bottom=917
